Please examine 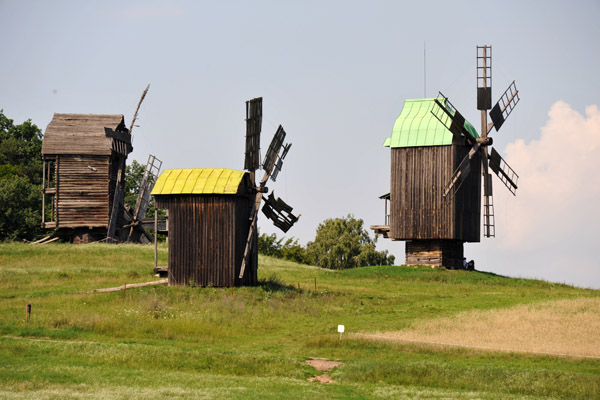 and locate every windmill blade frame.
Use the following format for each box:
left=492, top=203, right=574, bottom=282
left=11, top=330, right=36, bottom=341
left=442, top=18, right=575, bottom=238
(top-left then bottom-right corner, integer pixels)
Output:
left=489, top=81, right=519, bottom=133
left=488, top=147, right=519, bottom=195
left=431, top=93, right=476, bottom=145
left=262, top=125, right=286, bottom=181
left=482, top=171, right=495, bottom=237
left=442, top=143, right=480, bottom=198
left=261, top=191, right=299, bottom=233
left=481, top=145, right=495, bottom=238
left=133, top=154, right=163, bottom=221
left=244, top=97, right=262, bottom=172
